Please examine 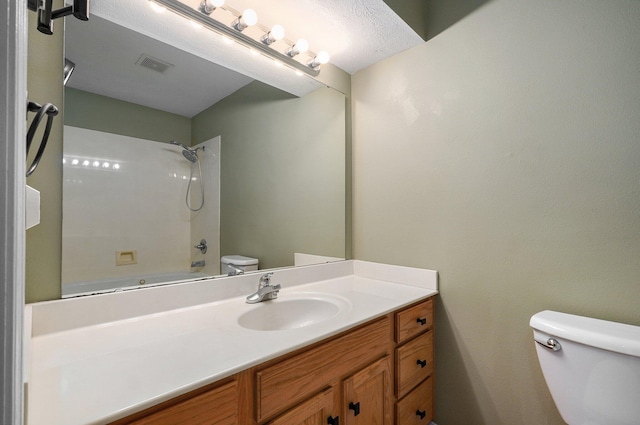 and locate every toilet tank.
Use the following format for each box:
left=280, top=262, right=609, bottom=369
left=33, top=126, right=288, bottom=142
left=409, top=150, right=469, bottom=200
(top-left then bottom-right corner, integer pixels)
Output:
left=530, top=311, right=640, bottom=425
left=220, top=255, right=258, bottom=275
